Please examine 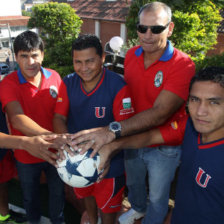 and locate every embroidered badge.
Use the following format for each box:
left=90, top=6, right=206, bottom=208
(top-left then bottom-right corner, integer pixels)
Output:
left=154, top=71, right=163, bottom=87
left=49, top=85, right=58, bottom=98
left=95, top=107, right=106, bottom=118
left=122, top=98, right=131, bottom=109
left=120, top=97, right=134, bottom=115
